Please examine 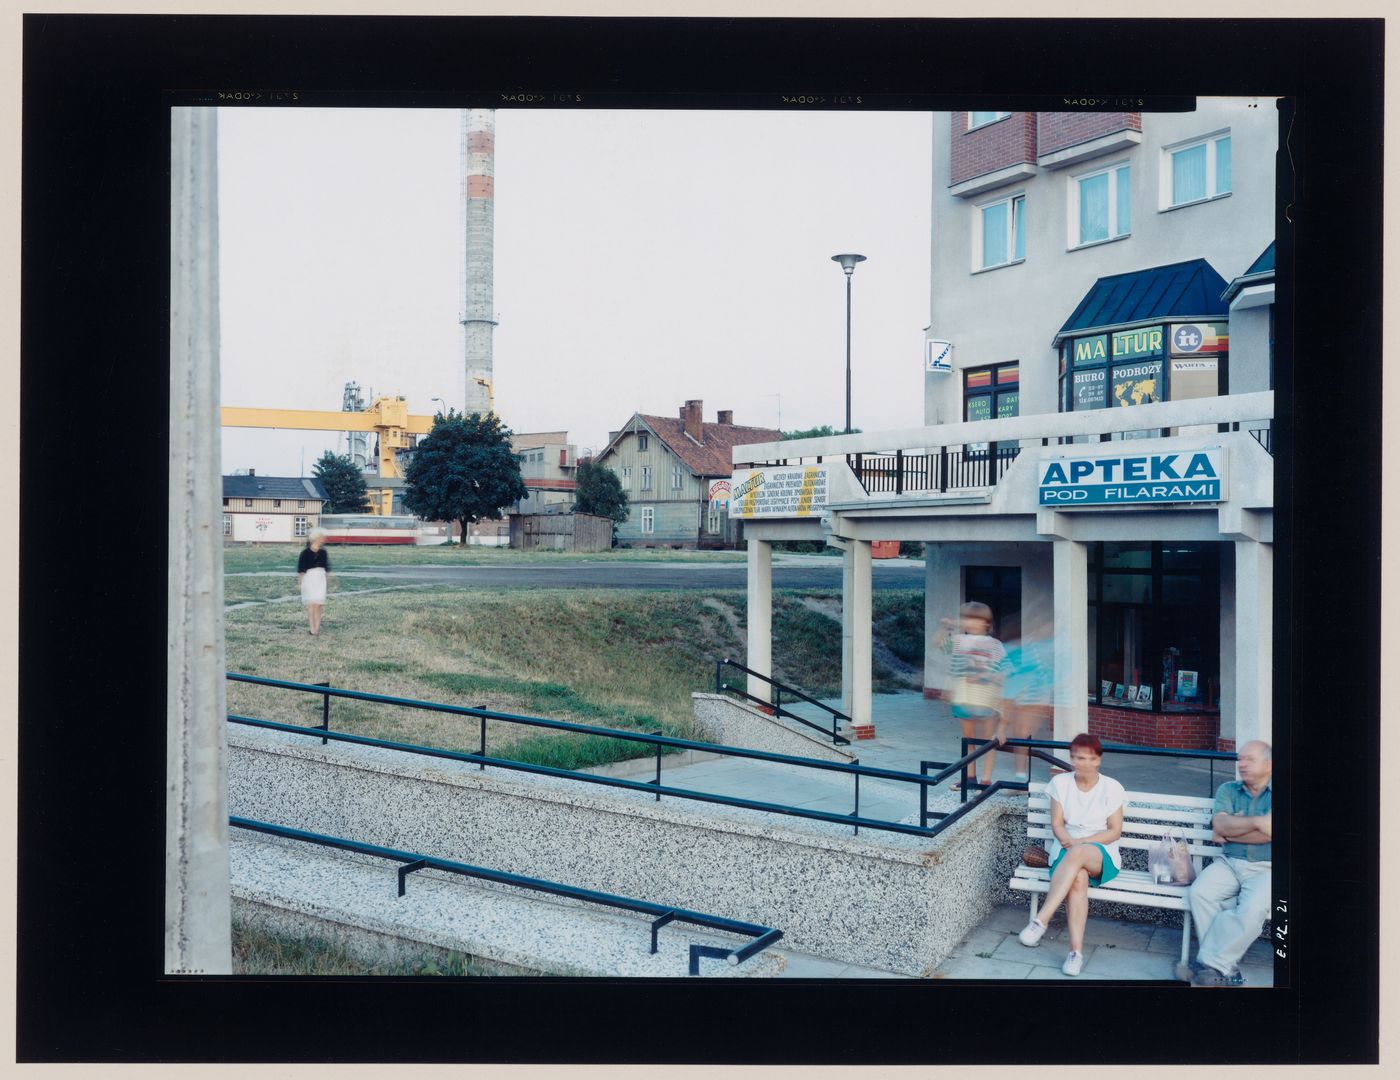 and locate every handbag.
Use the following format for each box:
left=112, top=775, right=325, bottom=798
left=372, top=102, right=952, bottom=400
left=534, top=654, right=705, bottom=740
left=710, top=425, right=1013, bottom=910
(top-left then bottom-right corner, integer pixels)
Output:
left=1148, top=828, right=1197, bottom=886
left=1022, top=845, right=1050, bottom=869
